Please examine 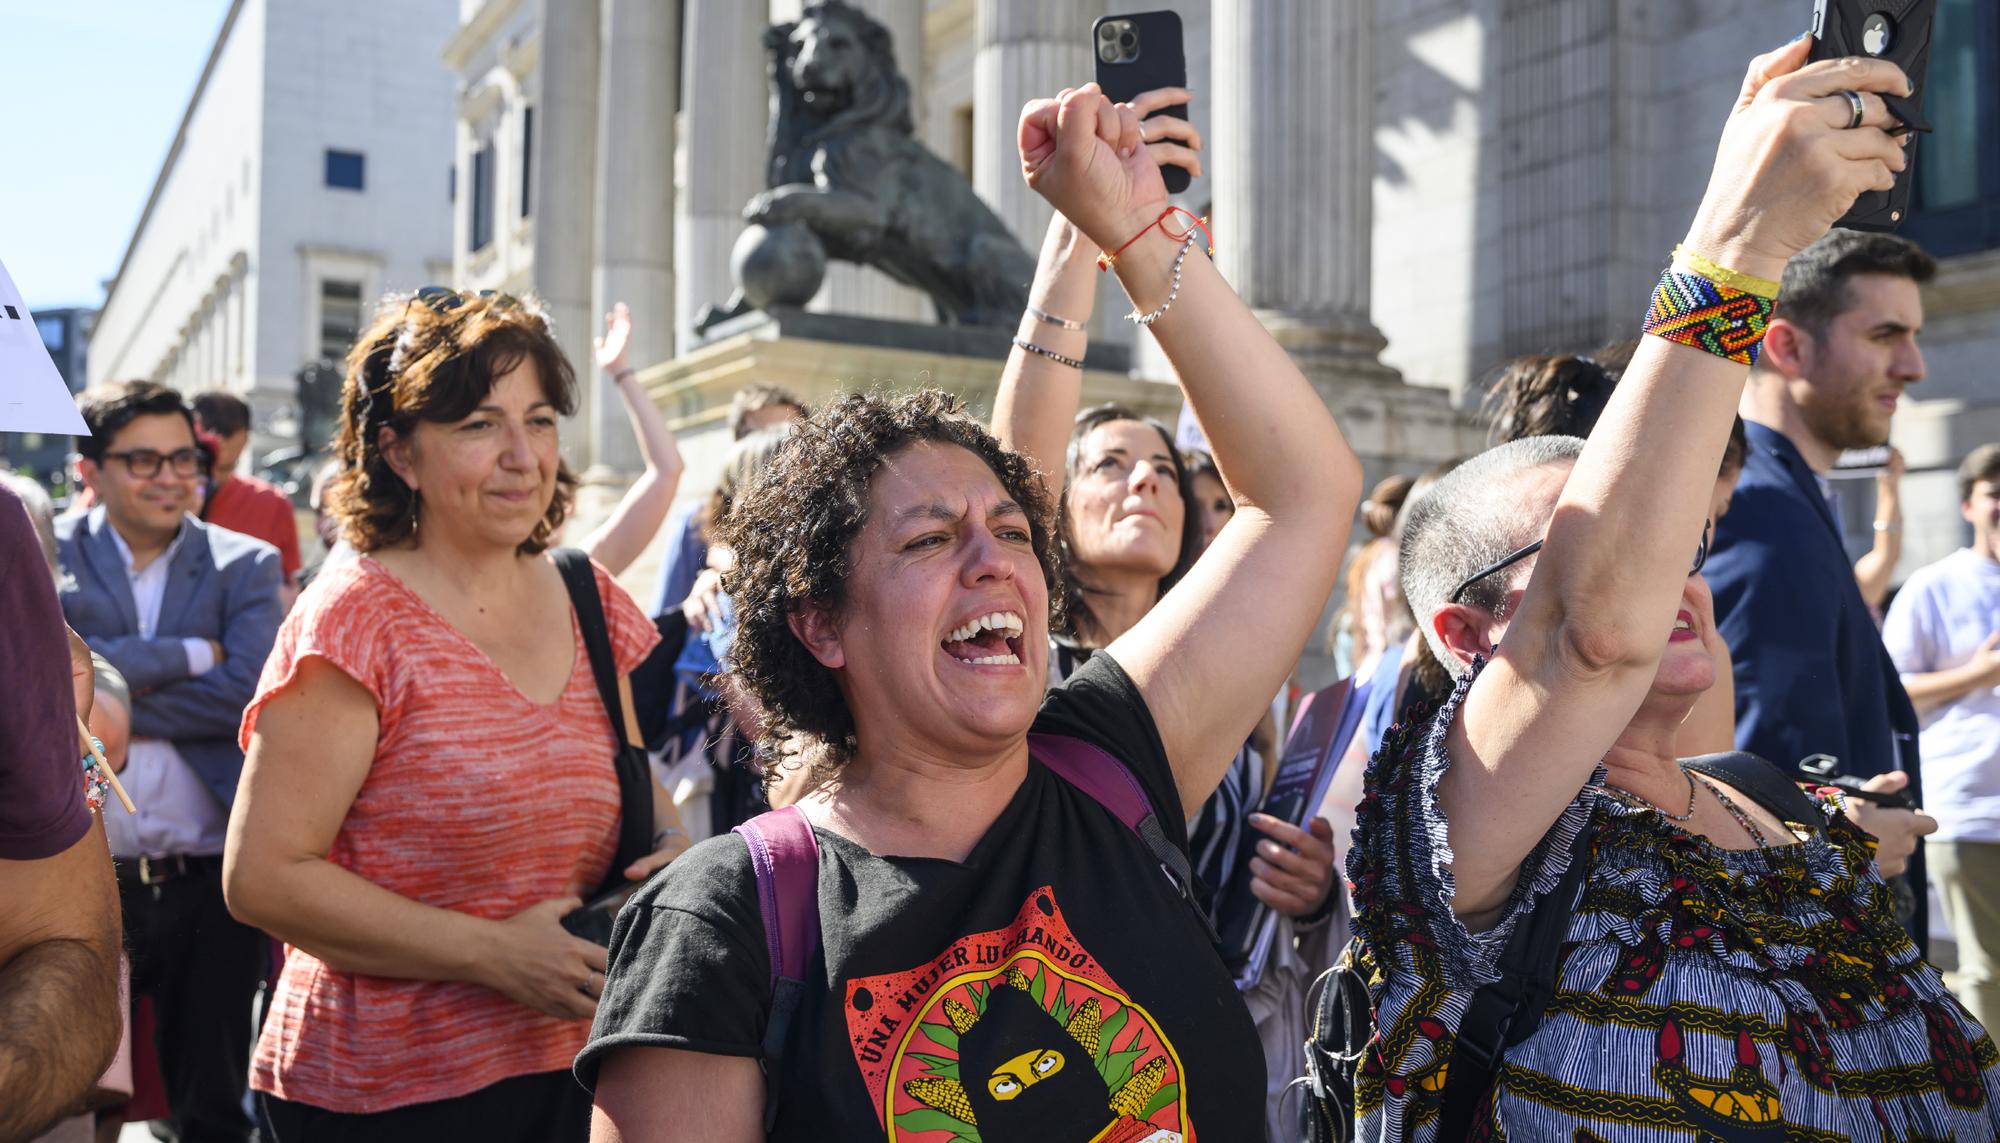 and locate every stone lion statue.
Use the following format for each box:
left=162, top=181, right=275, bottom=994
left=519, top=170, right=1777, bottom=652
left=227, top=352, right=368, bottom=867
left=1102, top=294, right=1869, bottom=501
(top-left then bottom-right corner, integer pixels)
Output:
left=695, top=0, right=1035, bottom=332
